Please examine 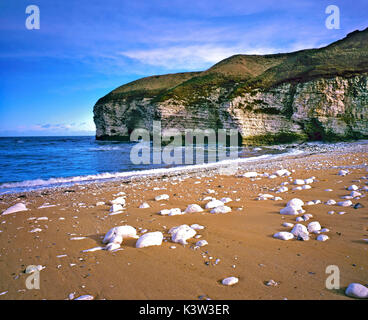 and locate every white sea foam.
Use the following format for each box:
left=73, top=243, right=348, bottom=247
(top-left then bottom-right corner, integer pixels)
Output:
left=0, top=149, right=304, bottom=194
